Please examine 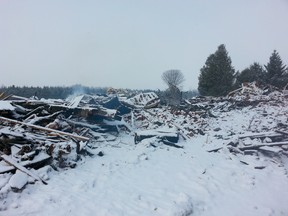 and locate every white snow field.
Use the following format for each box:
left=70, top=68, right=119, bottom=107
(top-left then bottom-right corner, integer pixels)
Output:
left=1, top=100, right=288, bottom=216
